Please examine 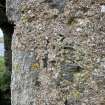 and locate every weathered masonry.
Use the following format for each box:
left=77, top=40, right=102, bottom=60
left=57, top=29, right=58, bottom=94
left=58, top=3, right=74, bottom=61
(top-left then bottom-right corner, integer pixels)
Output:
left=7, top=0, right=105, bottom=105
